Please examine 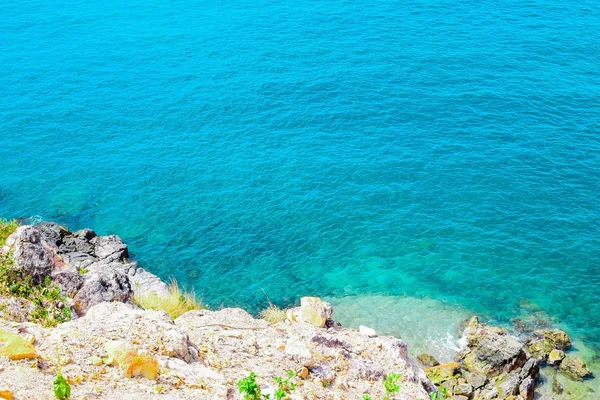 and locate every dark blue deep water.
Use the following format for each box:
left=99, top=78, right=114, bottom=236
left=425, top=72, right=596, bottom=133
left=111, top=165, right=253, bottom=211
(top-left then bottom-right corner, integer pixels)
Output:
left=1, top=0, right=599, bottom=352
